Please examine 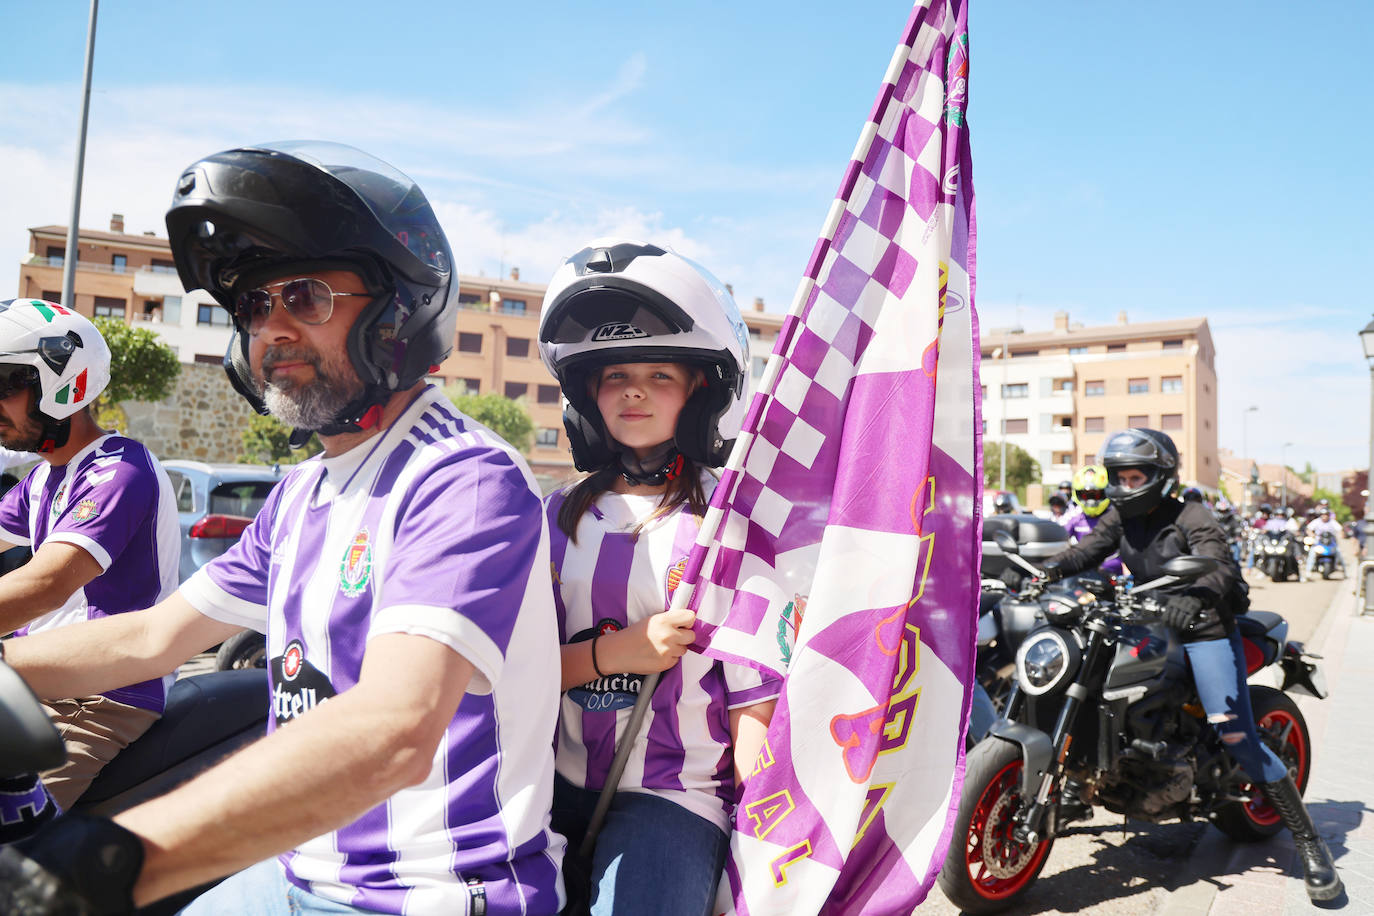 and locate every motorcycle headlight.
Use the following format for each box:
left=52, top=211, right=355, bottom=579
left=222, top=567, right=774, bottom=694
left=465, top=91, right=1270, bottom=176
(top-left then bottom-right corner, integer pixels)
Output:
left=1015, top=628, right=1080, bottom=696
